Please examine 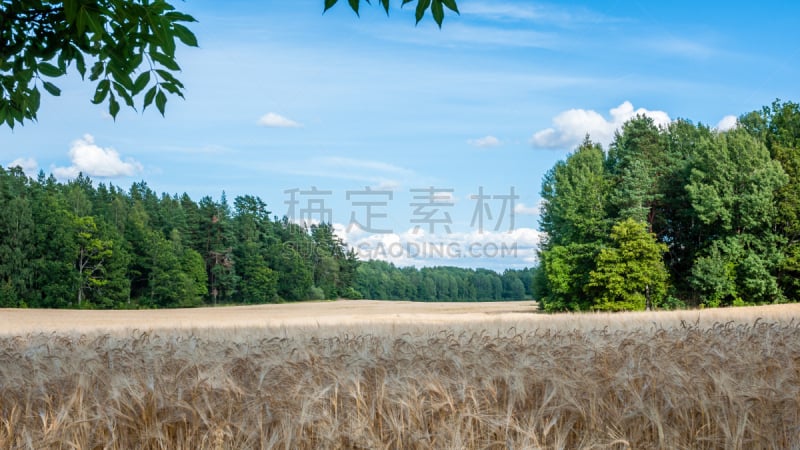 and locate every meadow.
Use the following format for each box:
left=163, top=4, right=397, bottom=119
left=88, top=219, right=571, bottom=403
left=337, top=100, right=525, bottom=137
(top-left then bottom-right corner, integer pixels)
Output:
left=1, top=301, right=799, bottom=449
